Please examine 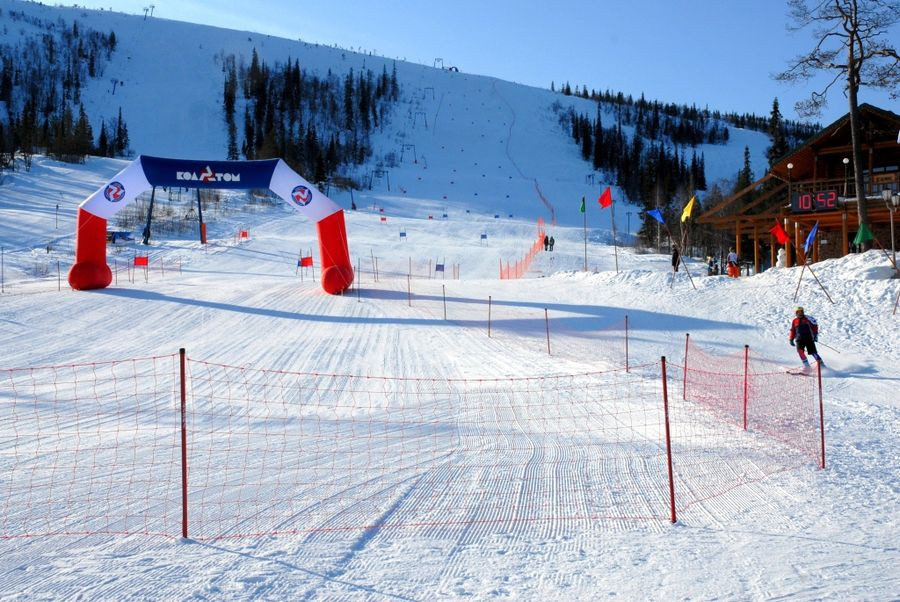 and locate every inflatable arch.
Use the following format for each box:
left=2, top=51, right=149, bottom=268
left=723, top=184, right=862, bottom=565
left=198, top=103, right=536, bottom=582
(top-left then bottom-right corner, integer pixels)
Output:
left=68, top=155, right=354, bottom=294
